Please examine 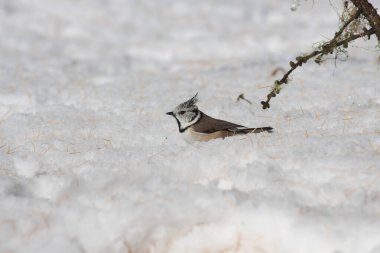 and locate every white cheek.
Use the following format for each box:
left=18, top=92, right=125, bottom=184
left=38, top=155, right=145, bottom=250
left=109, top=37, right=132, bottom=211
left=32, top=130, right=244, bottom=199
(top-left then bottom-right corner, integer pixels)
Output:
left=179, top=113, right=201, bottom=131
